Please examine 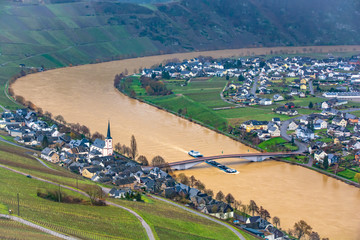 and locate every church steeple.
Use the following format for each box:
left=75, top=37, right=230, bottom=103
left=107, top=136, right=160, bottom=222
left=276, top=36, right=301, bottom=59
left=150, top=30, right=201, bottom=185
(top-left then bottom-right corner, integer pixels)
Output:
left=106, top=121, right=112, bottom=139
